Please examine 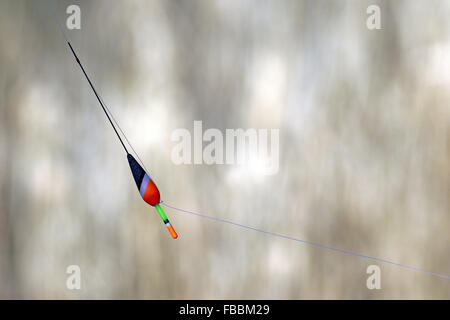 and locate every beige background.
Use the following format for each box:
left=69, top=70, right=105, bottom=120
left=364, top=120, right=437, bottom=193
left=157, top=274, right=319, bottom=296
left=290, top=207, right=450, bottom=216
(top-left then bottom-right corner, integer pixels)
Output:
left=0, top=0, right=449, bottom=299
